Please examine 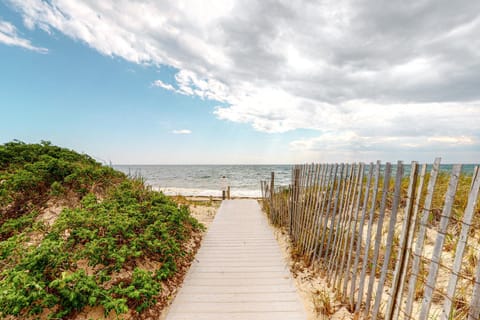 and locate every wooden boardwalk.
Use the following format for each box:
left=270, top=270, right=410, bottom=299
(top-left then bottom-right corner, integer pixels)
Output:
left=166, top=199, right=306, bottom=320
